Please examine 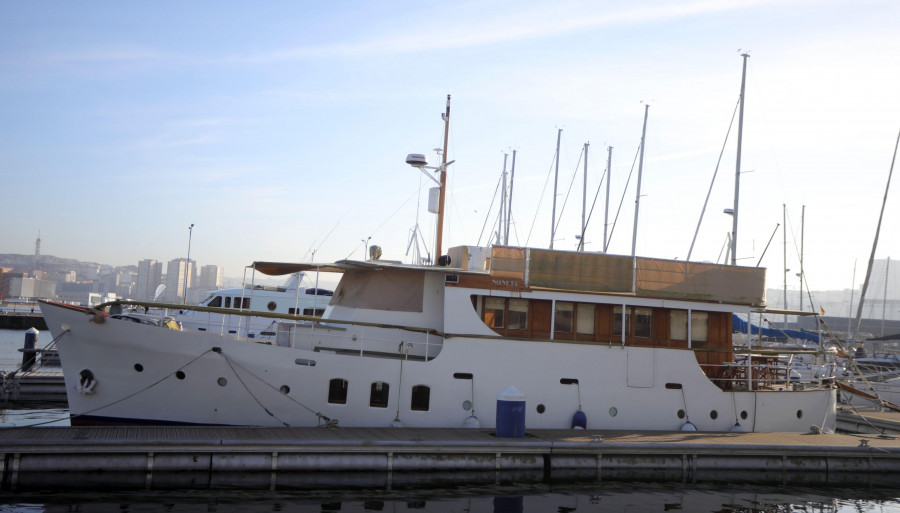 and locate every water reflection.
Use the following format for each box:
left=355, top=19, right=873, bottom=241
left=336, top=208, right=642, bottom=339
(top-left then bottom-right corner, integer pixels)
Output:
left=2, top=483, right=900, bottom=512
